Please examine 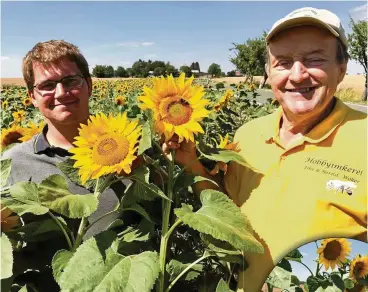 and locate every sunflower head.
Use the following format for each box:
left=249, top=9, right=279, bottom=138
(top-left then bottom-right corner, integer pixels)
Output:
left=12, top=110, right=26, bottom=123
left=115, top=96, right=126, bottom=106
left=1, top=124, right=25, bottom=149
left=22, top=97, right=33, bottom=107
left=1, top=100, right=9, bottom=110
left=20, top=121, right=45, bottom=142
left=69, top=113, right=142, bottom=184
left=350, top=255, right=368, bottom=283
left=138, top=73, right=210, bottom=143
left=214, top=88, right=233, bottom=111
left=317, top=238, right=351, bottom=270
